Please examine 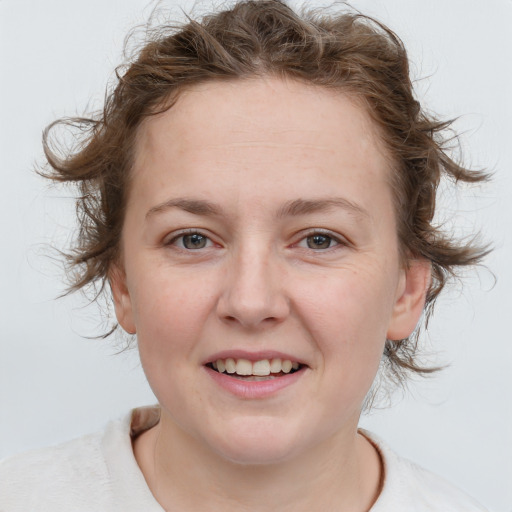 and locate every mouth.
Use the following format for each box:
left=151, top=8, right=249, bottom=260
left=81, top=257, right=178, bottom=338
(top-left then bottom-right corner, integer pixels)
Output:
left=205, top=357, right=305, bottom=381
